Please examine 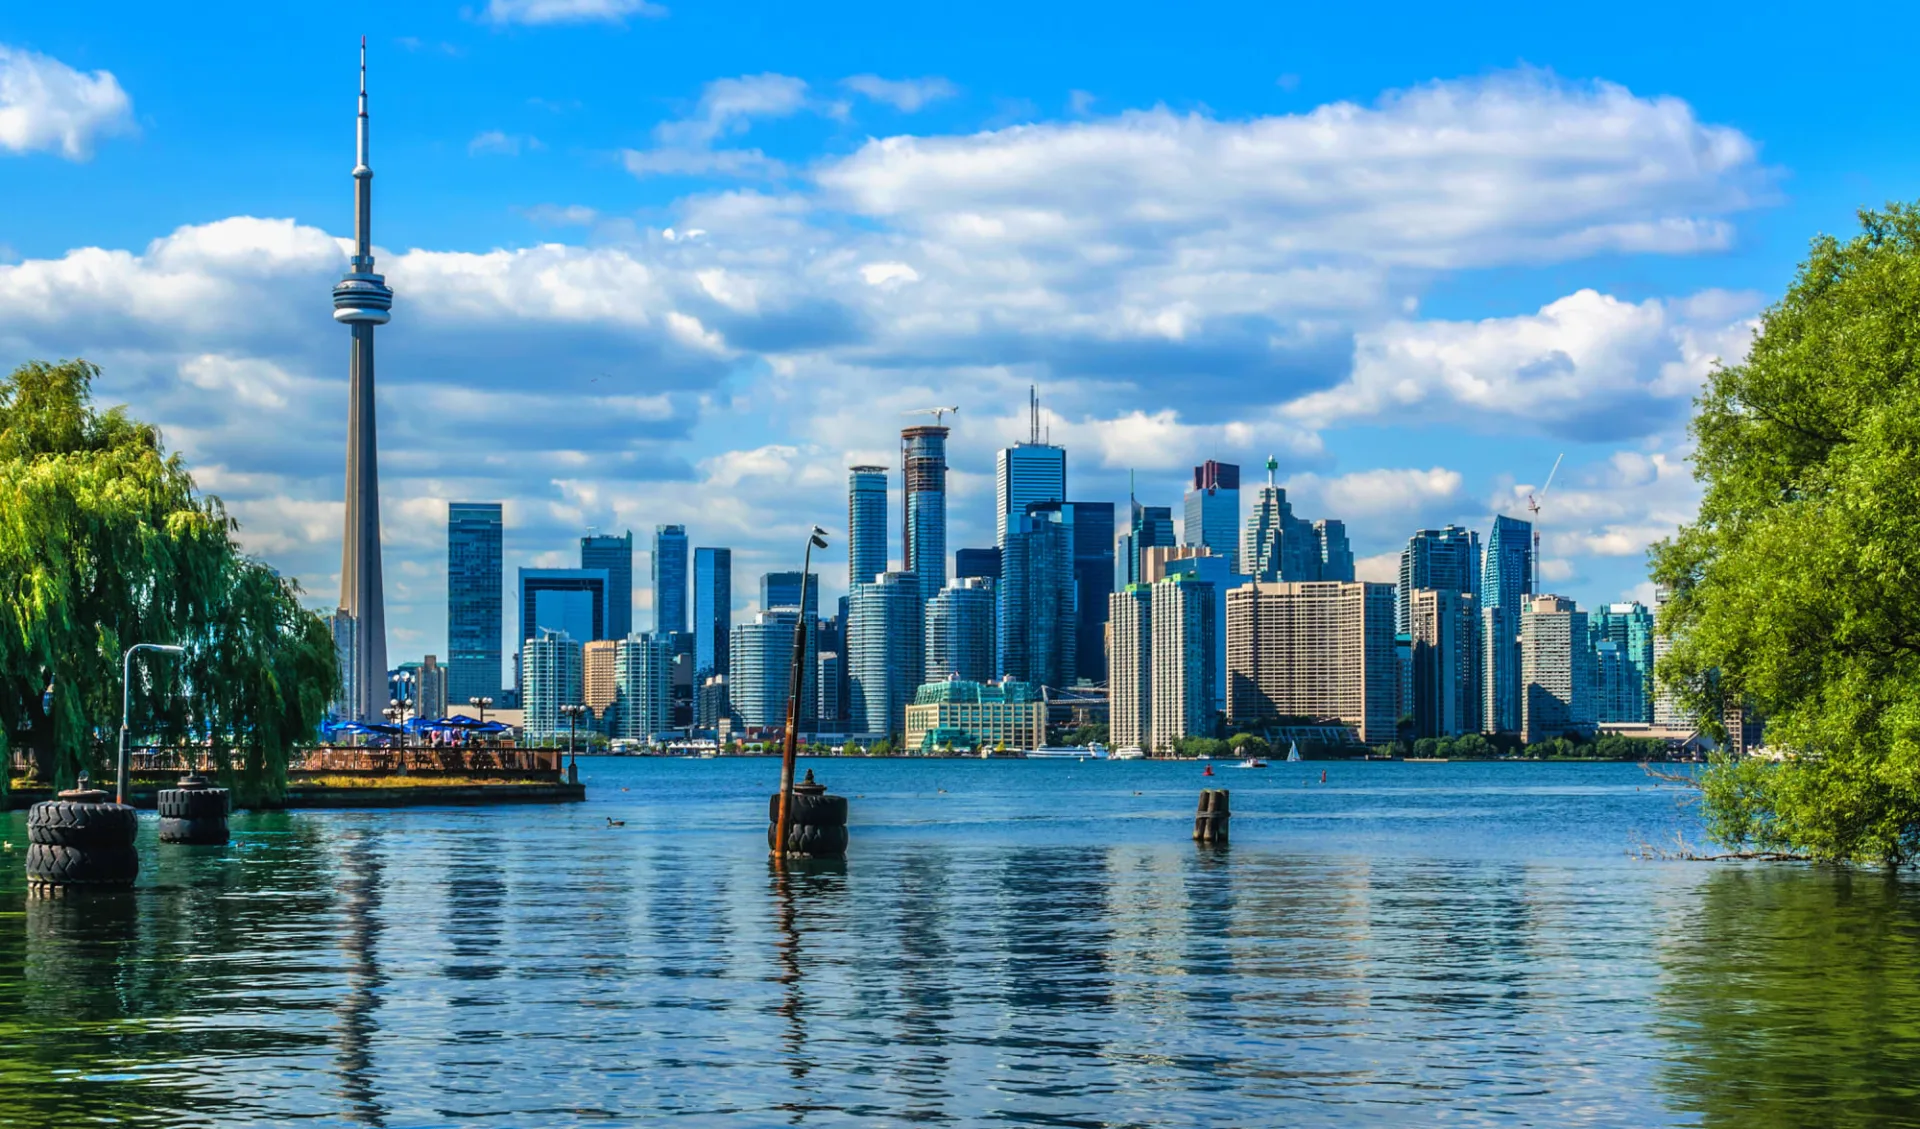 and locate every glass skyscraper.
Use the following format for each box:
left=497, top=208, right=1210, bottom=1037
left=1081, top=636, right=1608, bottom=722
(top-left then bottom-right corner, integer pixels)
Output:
left=760, top=571, right=820, bottom=620
left=728, top=609, right=798, bottom=730
left=1069, top=501, right=1115, bottom=683
left=651, top=524, right=687, bottom=636
left=847, top=465, right=890, bottom=588
left=1000, top=502, right=1077, bottom=690
left=903, top=425, right=949, bottom=604
left=1313, top=519, right=1356, bottom=581
left=1397, top=525, right=1481, bottom=635
left=1590, top=601, right=1655, bottom=723
left=1183, top=460, right=1241, bottom=573
left=996, top=445, right=1066, bottom=548
left=849, top=571, right=925, bottom=741
left=693, top=547, right=731, bottom=679
left=1482, top=514, right=1533, bottom=734
left=519, top=568, right=609, bottom=646
left=955, top=546, right=1001, bottom=582
left=446, top=501, right=503, bottom=706
left=580, top=530, right=633, bottom=640
left=926, top=577, right=996, bottom=683
left=1118, top=500, right=1175, bottom=589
